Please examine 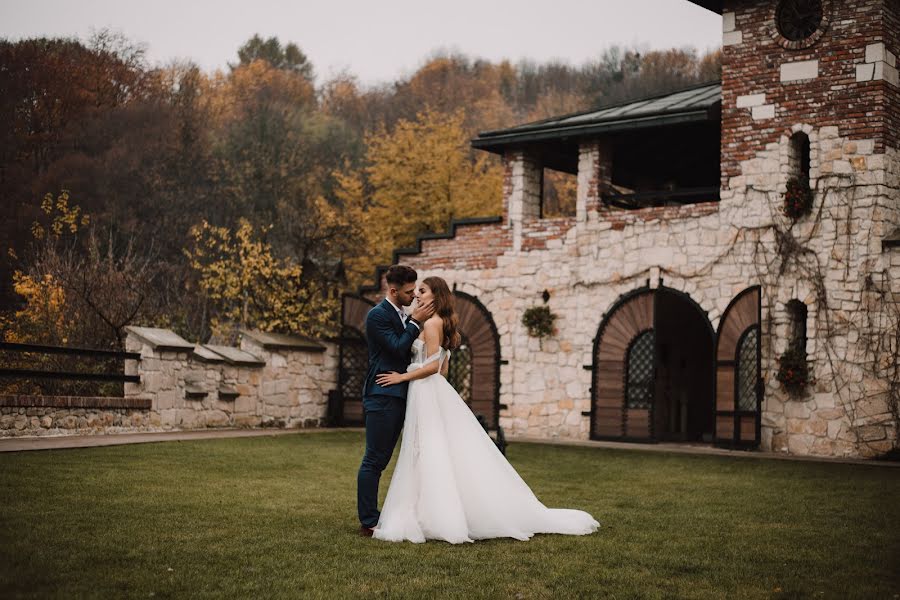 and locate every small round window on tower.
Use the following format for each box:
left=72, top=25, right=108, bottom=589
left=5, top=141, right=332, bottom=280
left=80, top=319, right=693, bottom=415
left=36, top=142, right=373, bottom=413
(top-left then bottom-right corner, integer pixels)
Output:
left=776, top=0, right=824, bottom=41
